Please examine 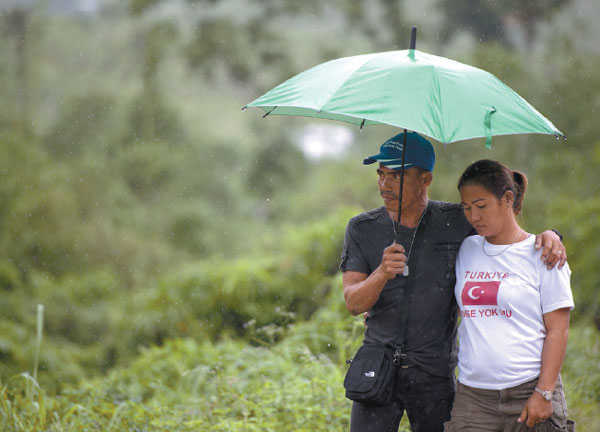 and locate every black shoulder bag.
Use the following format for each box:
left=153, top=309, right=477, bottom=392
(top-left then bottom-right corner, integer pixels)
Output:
left=343, top=204, right=430, bottom=406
